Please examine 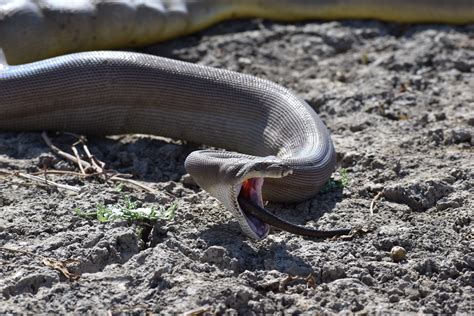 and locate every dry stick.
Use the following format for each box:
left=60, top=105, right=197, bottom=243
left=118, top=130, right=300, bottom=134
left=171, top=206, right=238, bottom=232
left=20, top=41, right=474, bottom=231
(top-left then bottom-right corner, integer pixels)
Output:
left=30, top=169, right=101, bottom=178
left=41, top=132, right=92, bottom=170
left=71, top=135, right=171, bottom=196
left=0, top=170, right=82, bottom=193
left=110, top=176, right=177, bottom=198
left=183, top=305, right=211, bottom=316
left=109, top=176, right=155, bottom=192
left=71, top=145, right=86, bottom=174
left=42, top=132, right=168, bottom=197
left=80, top=140, right=107, bottom=173
left=71, top=134, right=105, bottom=173
left=370, top=191, right=384, bottom=216
left=42, top=165, right=48, bottom=180
left=31, top=169, right=134, bottom=180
